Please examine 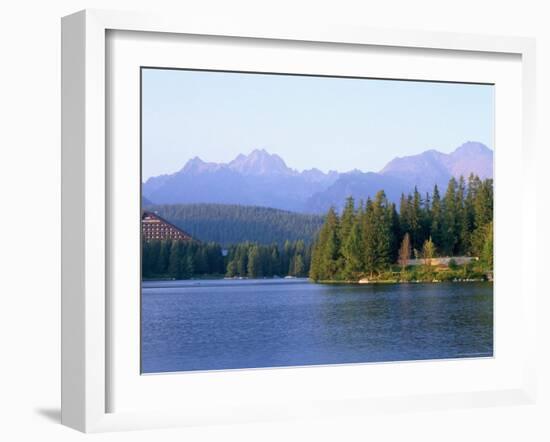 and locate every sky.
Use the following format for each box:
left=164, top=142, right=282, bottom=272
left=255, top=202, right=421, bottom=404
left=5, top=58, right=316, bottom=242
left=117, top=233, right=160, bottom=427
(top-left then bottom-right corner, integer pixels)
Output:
left=142, top=68, right=494, bottom=180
